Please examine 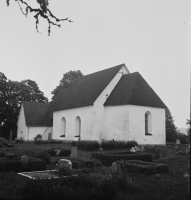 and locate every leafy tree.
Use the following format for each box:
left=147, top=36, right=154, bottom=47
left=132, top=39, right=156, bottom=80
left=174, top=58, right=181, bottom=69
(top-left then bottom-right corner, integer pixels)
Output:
left=165, top=108, right=177, bottom=142
left=186, top=116, right=190, bottom=141
left=0, top=72, right=48, bottom=138
left=51, top=70, right=83, bottom=100
left=6, top=0, right=73, bottom=35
